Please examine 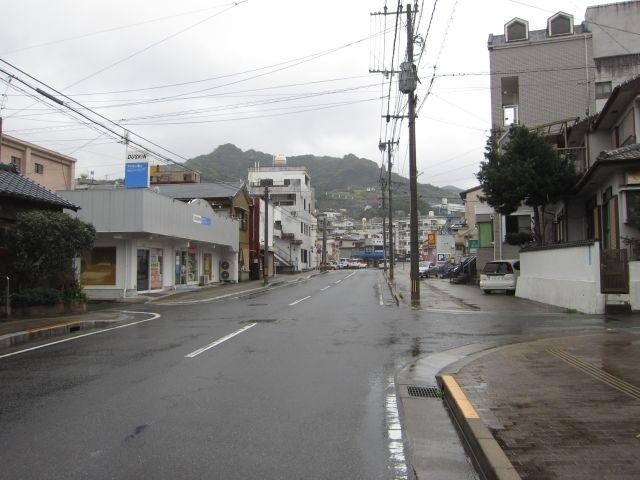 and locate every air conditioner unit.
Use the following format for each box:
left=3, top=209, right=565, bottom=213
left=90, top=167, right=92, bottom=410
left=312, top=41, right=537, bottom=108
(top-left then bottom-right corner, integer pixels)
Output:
left=220, top=260, right=231, bottom=282
left=290, top=211, right=297, bottom=217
